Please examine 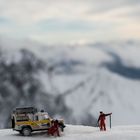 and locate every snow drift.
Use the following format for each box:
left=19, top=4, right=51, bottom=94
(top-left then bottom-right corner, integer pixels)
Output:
left=1, top=125, right=140, bottom=140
